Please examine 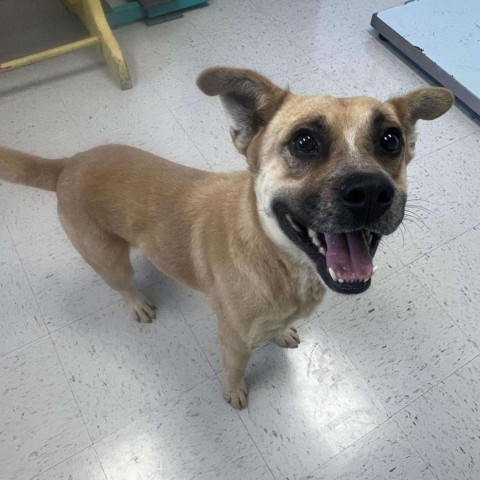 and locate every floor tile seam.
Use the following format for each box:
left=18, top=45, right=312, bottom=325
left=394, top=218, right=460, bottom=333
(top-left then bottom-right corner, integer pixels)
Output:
left=300, top=413, right=396, bottom=480
left=389, top=352, right=480, bottom=419
left=90, top=372, right=218, bottom=445
left=393, top=351, right=480, bottom=479
left=167, top=299, right=218, bottom=374
left=158, top=93, right=216, bottom=171
left=428, top=291, right=480, bottom=353
left=45, top=80, right=90, bottom=146
left=286, top=314, right=396, bottom=480
left=309, top=276, right=478, bottom=424
left=414, top=131, right=478, bottom=165
left=0, top=332, right=51, bottom=359
left=42, top=275, right=166, bottom=335
left=92, top=443, right=109, bottom=480
left=49, top=329, right=96, bottom=445
left=0, top=80, right=56, bottom=106
left=314, top=316, right=390, bottom=418
left=397, top=223, right=479, bottom=269
left=213, top=371, right=278, bottom=480
left=7, top=227, right=98, bottom=480
left=26, top=444, right=95, bottom=480
left=2, top=219, right=50, bottom=340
